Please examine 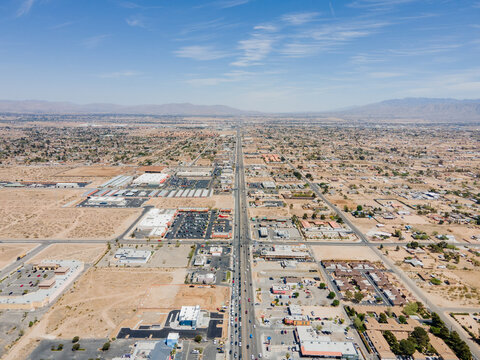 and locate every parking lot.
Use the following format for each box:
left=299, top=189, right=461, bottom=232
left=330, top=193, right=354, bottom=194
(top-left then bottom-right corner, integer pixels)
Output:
left=211, top=213, right=232, bottom=237
left=166, top=210, right=213, bottom=240
left=27, top=338, right=137, bottom=360
left=166, top=176, right=212, bottom=189
left=77, top=197, right=148, bottom=208
left=0, top=264, right=55, bottom=296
